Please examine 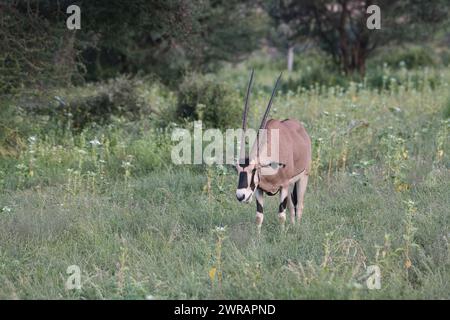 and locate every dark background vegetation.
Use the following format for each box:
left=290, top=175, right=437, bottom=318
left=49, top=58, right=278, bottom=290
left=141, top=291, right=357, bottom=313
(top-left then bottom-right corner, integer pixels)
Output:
left=1, top=0, right=449, bottom=133
left=0, top=1, right=449, bottom=299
